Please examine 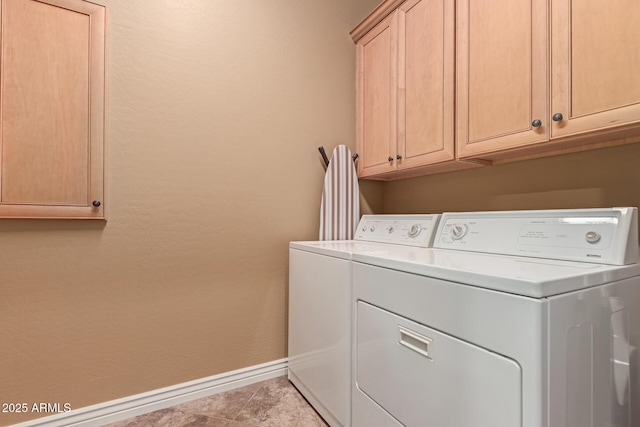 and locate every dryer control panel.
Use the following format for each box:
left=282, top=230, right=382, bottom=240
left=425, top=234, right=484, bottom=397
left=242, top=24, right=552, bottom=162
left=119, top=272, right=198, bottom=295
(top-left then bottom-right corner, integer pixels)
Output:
left=434, top=208, right=638, bottom=265
left=355, top=215, right=440, bottom=247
